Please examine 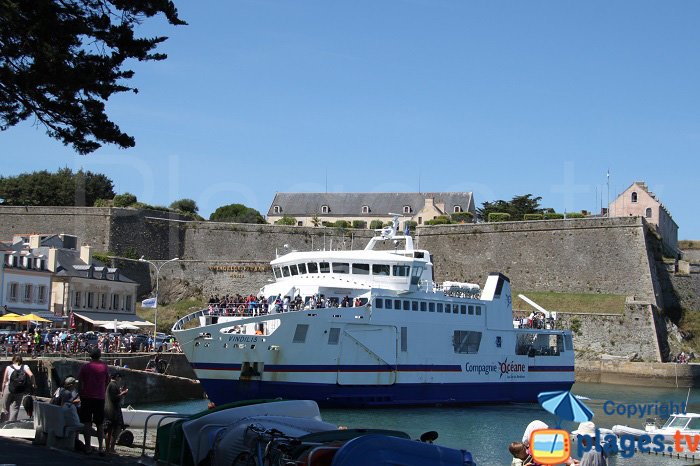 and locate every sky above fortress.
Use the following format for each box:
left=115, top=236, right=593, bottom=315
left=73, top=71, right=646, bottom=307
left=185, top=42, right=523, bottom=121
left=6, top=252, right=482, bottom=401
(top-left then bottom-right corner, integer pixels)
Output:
left=3, top=1, right=699, bottom=238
